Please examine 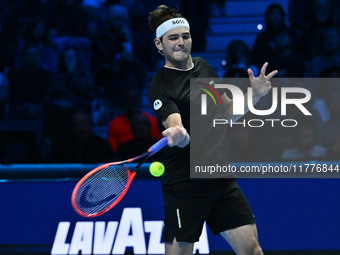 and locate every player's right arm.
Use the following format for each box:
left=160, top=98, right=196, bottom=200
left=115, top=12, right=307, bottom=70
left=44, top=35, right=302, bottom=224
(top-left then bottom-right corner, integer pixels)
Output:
left=162, top=113, right=190, bottom=148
